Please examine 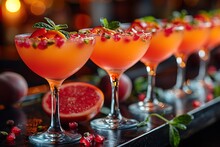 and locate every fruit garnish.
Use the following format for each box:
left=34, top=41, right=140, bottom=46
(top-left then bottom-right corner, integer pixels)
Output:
left=137, top=113, right=193, bottom=147
left=68, top=122, right=78, bottom=130
left=42, top=82, right=104, bottom=122
left=33, top=17, right=70, bottom=39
